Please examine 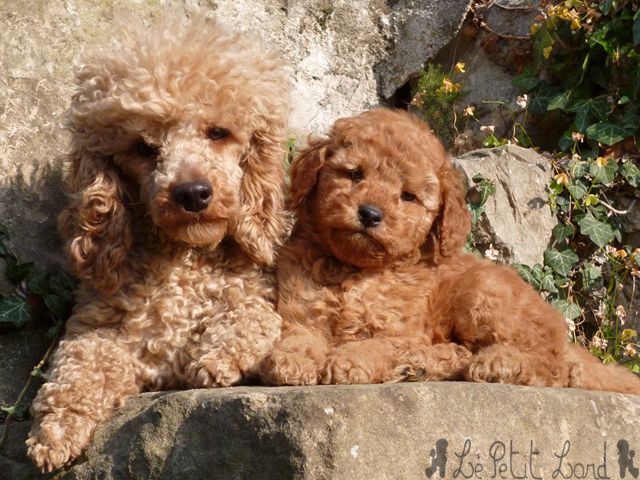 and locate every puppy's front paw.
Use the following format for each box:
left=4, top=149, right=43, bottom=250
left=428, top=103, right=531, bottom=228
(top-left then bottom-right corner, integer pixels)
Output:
left=395, top=343, right=473, bottom=381
left=466, top=345, right=524, bottom=384
left=321, top=352, right=376, bottom=385
left=259, top=350, right=320, bottom=386
left=27, top=412, right=95, bottom=473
